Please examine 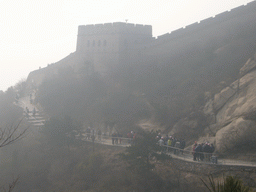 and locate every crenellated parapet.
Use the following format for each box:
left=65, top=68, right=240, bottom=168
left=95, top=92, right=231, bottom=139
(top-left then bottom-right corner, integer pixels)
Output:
left=27, top=0, right=256, bottom=90
left=78, top=22, right=152, bottom=36
left=156, top=0, right=256, bottom=42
